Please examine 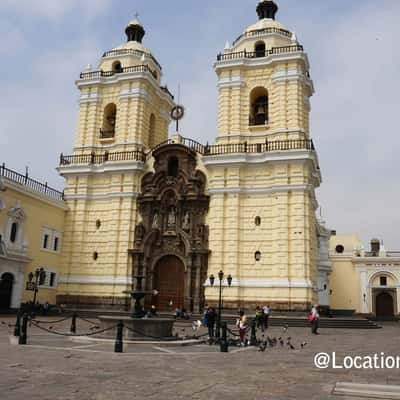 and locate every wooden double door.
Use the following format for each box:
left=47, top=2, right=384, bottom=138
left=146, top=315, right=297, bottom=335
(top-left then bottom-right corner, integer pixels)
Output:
left=153, top=256, right=185, bottom=311
left=375, top=291, right=395, bottom=318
